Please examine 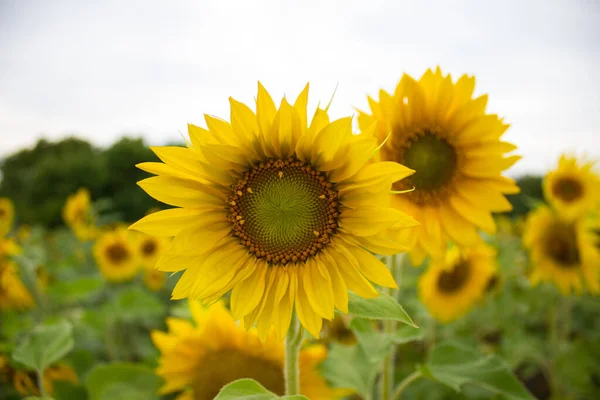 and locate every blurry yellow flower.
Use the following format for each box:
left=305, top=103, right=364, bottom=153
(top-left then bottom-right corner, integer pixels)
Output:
left=0, top=237, right=20, bottom=258
left=543, top=155, right=600, bottom=222
left=359, top=67, right=520, bottom=264
left=11, top=363, right=78, bottom=397
left=137, top=234, right=169, bottom=269
left=151, top=301, right=344, bottom=400
left=523, top=206, right=600, bottom=294
left=93, top=227, right=139, bottom=282
left=0, top=259, right=34, bottom=311
left=0, top=198, right=15, bottom=236
left=419, top=243, right=496, bottom=323
left=131, top=83, right=417, bottom=339
left=62, top=188, right=97, bottom=241
left=143, top=268, right=166, bottom=292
